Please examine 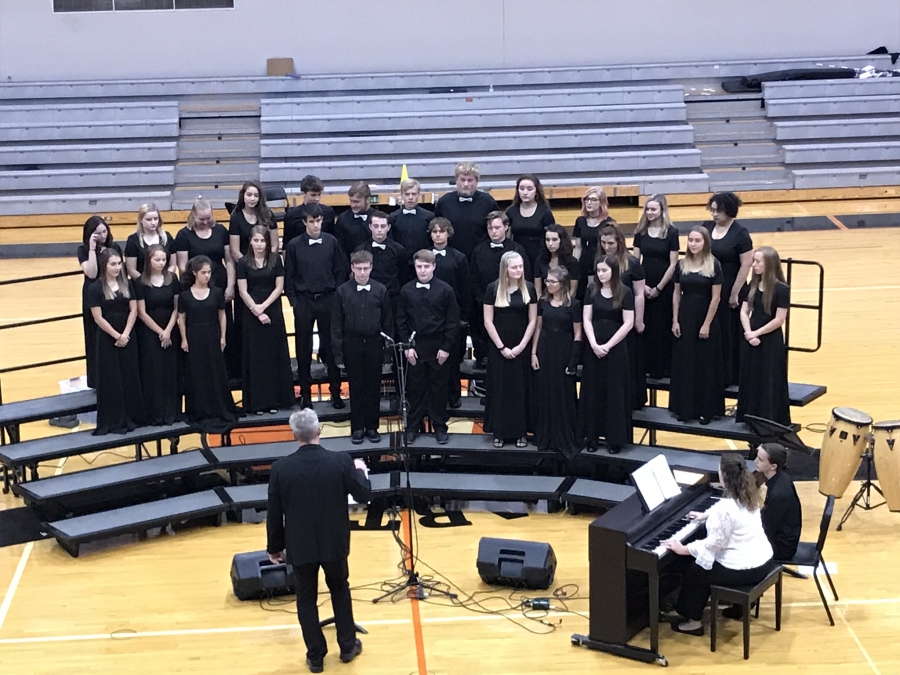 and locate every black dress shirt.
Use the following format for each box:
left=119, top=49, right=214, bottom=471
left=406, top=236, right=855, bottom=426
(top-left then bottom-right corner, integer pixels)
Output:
left=283, top=204, right=336, bottom=248
left=334, top=208, right=375, bottom=259
left=762, top=470, right=803, bottom=559
left=283, top=232, right=348, bottom=305
left=432, top=246, right=472, bottom=320
left=433, top=190, right=499, bottom=257
left=397, top=277, right=459, bottom=353
left=331, top=278, right=393, bottom=363
left=470, top=238, right=532, bottom=302
left=355, top=238, right=408, bottom=295
left=388, top=206, right=435, bottom=256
